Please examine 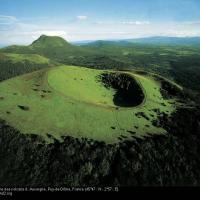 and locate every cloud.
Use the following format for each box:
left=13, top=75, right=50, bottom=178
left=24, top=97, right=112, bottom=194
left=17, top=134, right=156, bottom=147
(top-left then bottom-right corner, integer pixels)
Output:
left=1, top=14, right=200, bottom=44
left=0, top=15, right=17, bottom=21
left=0, top=15, right=69, bottom=44
left=185, top=21, right=200, bottom=25
left=121, top=21, right=150, bottom=25
left=0, top=15, right=17, bottom=24
left=95, top=20, right=150, bottom=26
left=0, top=15, right=19, bottom=31
left=110, top=31, right=129, bottom=35
left=158, top=29, right=200, bottom=37
left=76, top=15, right=88, bottom=20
